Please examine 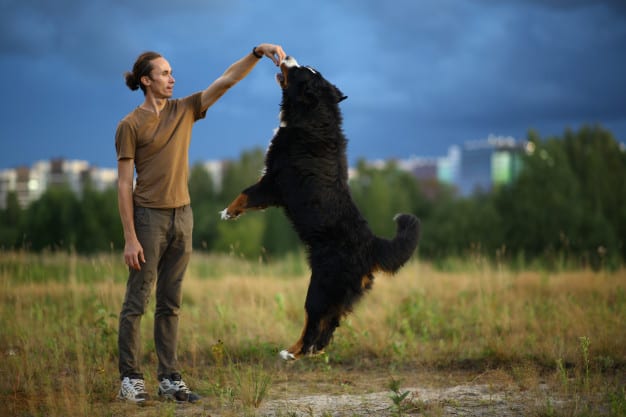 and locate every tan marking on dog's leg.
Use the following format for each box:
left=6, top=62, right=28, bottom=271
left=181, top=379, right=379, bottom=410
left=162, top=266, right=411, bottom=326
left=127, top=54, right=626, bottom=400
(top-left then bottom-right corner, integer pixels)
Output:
left=222, top=193, right=248, bottom=219
left=280, top=312, right=308, bottom=361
